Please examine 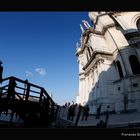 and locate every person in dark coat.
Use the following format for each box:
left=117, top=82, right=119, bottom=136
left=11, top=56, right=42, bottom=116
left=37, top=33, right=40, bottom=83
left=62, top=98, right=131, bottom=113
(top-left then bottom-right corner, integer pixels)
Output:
left=70, top=104, right=76, bottom=121
left=105, top=105, right=110, bottom=126
left=0, top=61, right=3, bottom=98
left=7, top=77, right=17, bottom=99
left=67, top=104, right=76, bottom=121
left=82, top=104, right=90, bottom=121
left=96, top=105, right=102, bottom=119
left=0, top=61, right=3, bottom=83
left=96, top=120, right=106, bottom=128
